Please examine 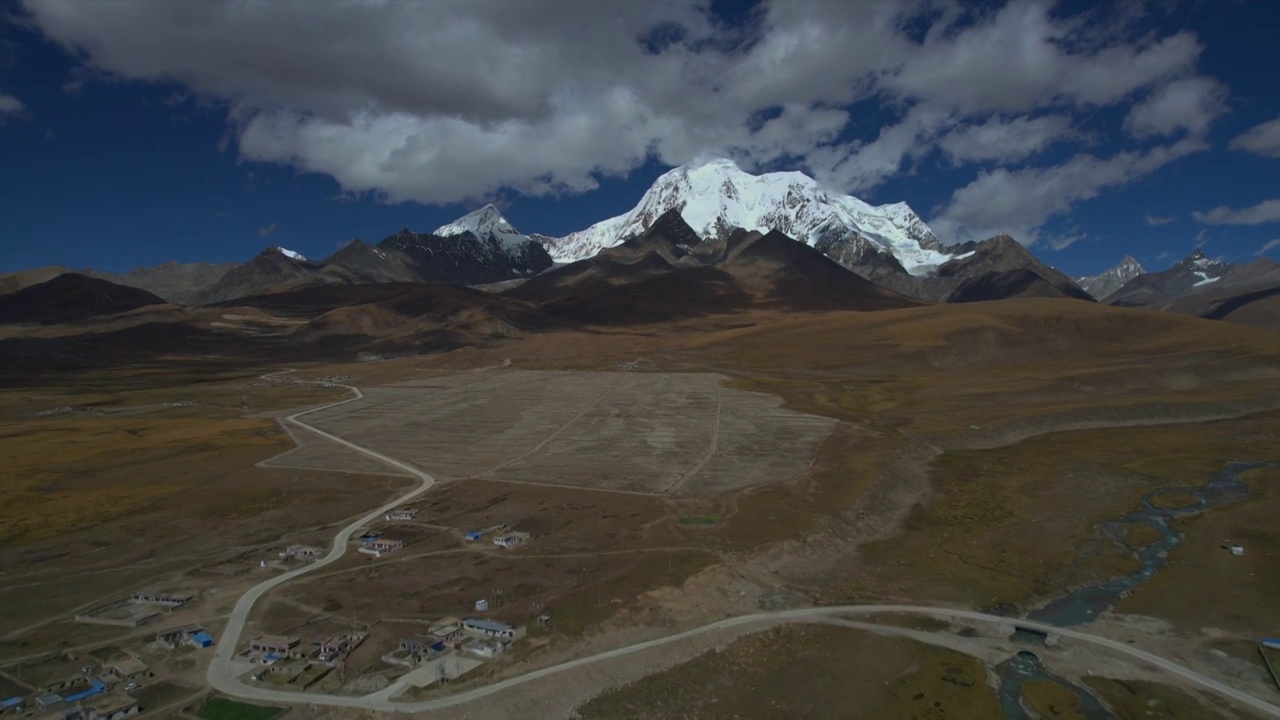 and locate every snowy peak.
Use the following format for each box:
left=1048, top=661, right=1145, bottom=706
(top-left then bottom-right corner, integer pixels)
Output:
left=537, top=158, right=953, bottom=276
left=433, top=204, right=529, bottom=249
left=272, top=246, right=307, bottom=262
left=1075, top=255, right=1145, bottom=300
